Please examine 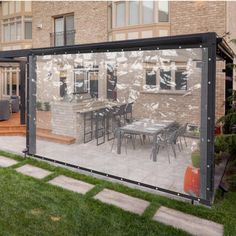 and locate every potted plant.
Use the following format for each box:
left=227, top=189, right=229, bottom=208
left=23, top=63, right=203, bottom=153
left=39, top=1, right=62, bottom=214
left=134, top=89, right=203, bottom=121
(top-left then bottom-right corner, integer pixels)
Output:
left=44, top=102, right=51, bottom=111
left=36, top=101, right=42, bottom=111
left=183, top=149, right=200, bottom=197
